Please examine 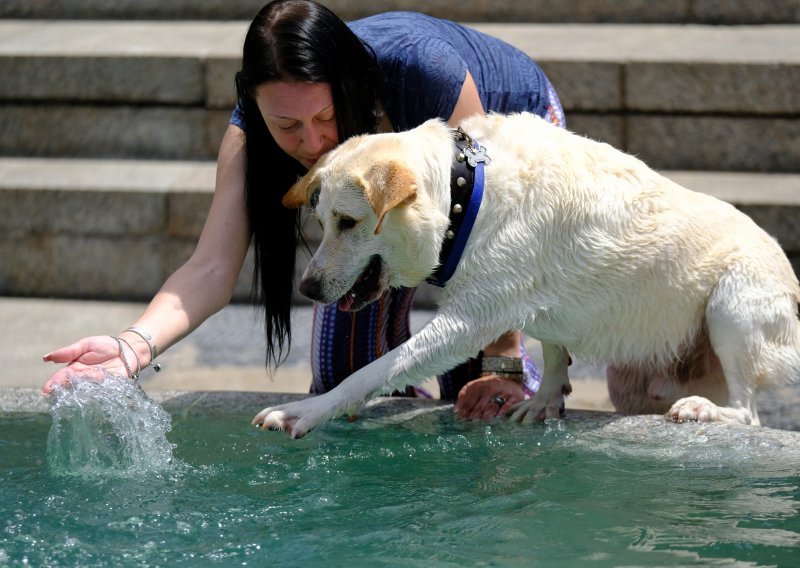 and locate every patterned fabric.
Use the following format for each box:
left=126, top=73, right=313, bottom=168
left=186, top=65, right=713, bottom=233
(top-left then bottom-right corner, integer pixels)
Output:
left=310, top=287, right=414, bottom=395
